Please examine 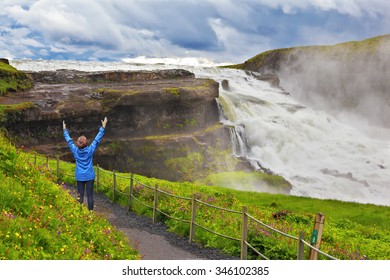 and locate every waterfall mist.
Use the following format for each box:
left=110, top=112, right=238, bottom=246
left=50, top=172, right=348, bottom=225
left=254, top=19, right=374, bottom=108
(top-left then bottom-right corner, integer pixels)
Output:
left=278, top=39, right=390, bottom=139
left=199, top=67, right=390, bottom=206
